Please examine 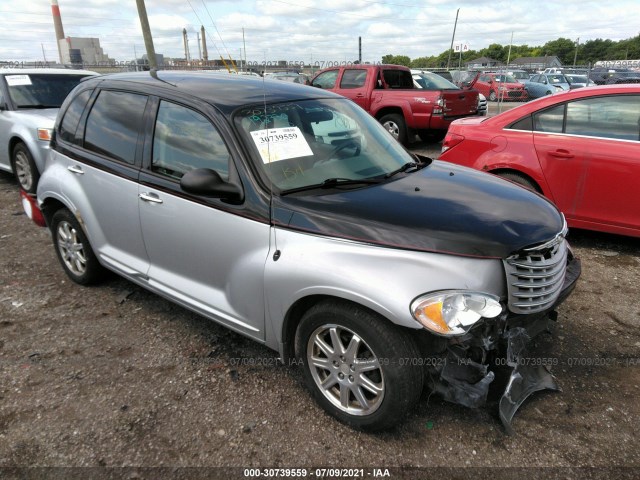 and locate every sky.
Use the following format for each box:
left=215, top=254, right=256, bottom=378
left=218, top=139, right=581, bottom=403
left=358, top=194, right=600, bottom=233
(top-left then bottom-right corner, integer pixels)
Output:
left=0, top=0, right=639, bottom=65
